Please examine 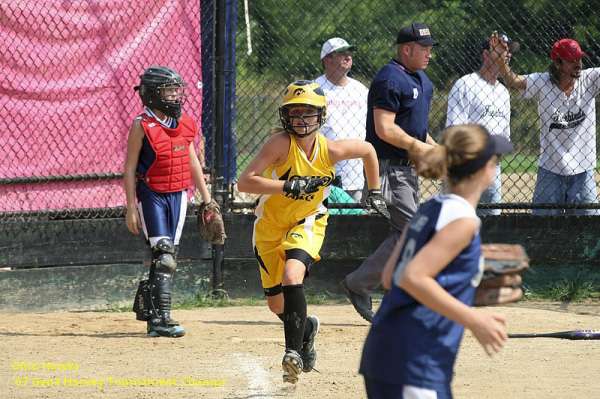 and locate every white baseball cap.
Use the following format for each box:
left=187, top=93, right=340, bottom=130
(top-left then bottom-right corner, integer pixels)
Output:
left=320, top=37, right=356, bottom=59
